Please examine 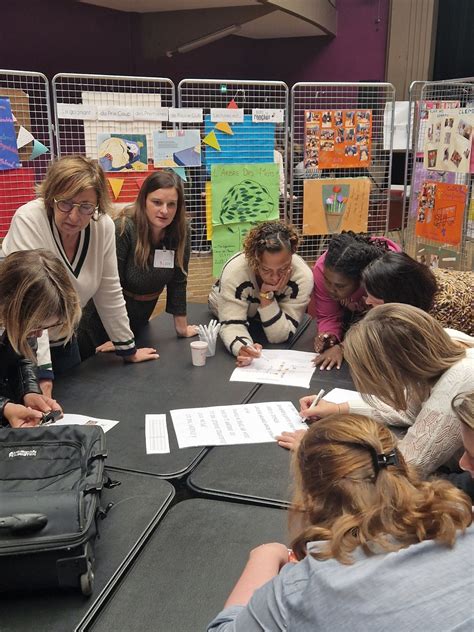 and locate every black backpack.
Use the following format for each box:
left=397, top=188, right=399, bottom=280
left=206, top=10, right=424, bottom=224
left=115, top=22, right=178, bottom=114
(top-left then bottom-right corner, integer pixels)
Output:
left=0, top=424, right=114, bottom=595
